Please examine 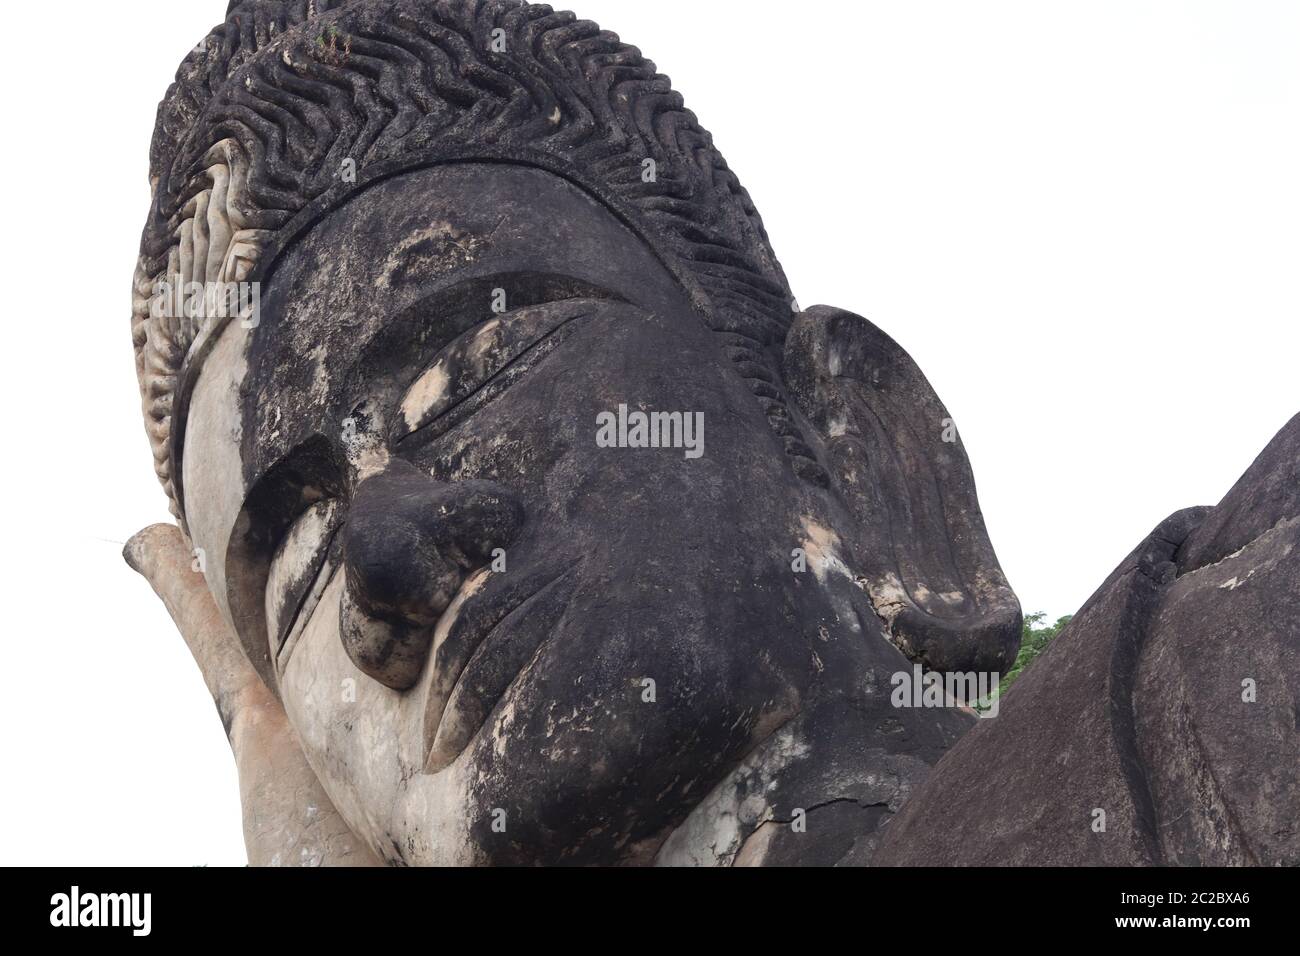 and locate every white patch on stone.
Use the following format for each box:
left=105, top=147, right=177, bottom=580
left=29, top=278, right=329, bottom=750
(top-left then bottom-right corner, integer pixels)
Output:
left=376, top=222, right=484, bottom=289
left=265, top=500, right=339, bottom=650
left=860, top=571, right=911, bottom=628
left=307, top=342, right=331, bottom=408
left=474, top=319, right=502, bottom=352
left=800, top=517, right=853, bottom=584
left=1219, top=574, right=1252, bottom=590
left=655, top=724, right=810, bottom=867
left=401, top=362, right=451, bottom=432
left=342, top=414, right=391, bottom=480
